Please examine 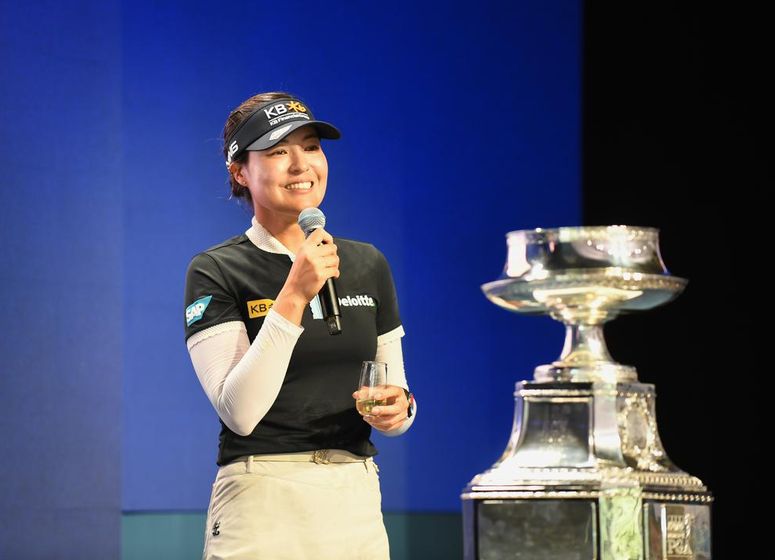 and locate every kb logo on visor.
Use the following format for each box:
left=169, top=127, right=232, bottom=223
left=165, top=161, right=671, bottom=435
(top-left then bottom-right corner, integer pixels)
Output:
left=264, top=101, right=308, bottom=119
